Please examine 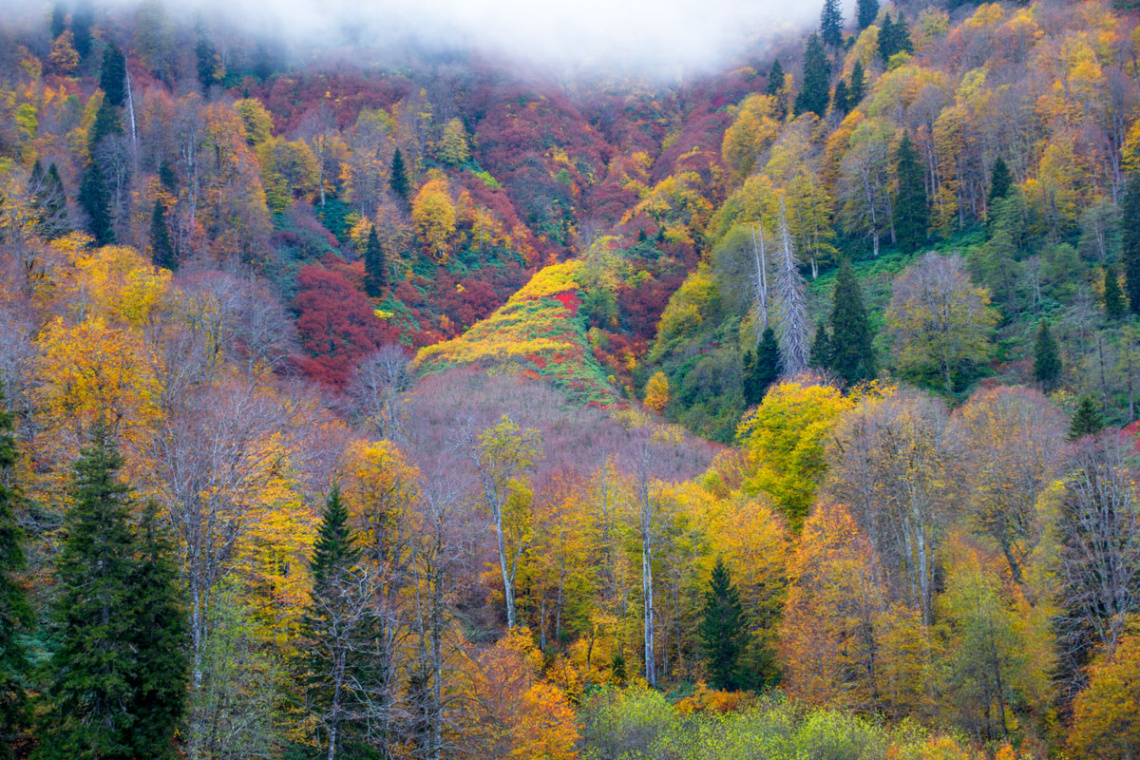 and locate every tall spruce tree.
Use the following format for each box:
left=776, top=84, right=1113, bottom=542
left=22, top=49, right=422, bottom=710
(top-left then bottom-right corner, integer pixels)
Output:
left=1104, top=265, right=1126, bottom=320
left=767, top=59, right=786, bottom=97
left=810, top=322, right=833, bottom=371
left=832, top=79, right=850, bottom=115
left=699, top=558, right=747, bottom=691
left=389, top=147, right=410, bottom=204
left=829, top=258, right=876, bottom=383
left=894, top=132, right=928, bottom=253
left=364, top=225, right=387, bottom=298
left=31, top=161, right=69, bottom=240
left=1122, top=173, right=1140, bottom=315
left=794, top=33, right=831, bottom=118
left=80, top=99, right=123, bottom=246
left=857, top=0, right=879, bottom=29
left=0, top=384, right=33, bottom=759
left=879, top=13, right=913, bottom=62
left=1033, top=322, right=1061, bottom=391
left=99, top=42, right=126, bottom=107
left=35, top=422, right=153, bottom=759
left=989, top=156, right=1013, bottom=207
left=744, top=328, right=781, bottom=405
left=820, top=0, right=844, bottom=48
left=849, top=59, right=865, bottom=104
left=72, top=2, right=93, bottom=60
left=150, top=200, right=176, bottom=270
left=1068, top=397, right=1105, bottom=440
left=50, top=4, right=66, bottom=39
